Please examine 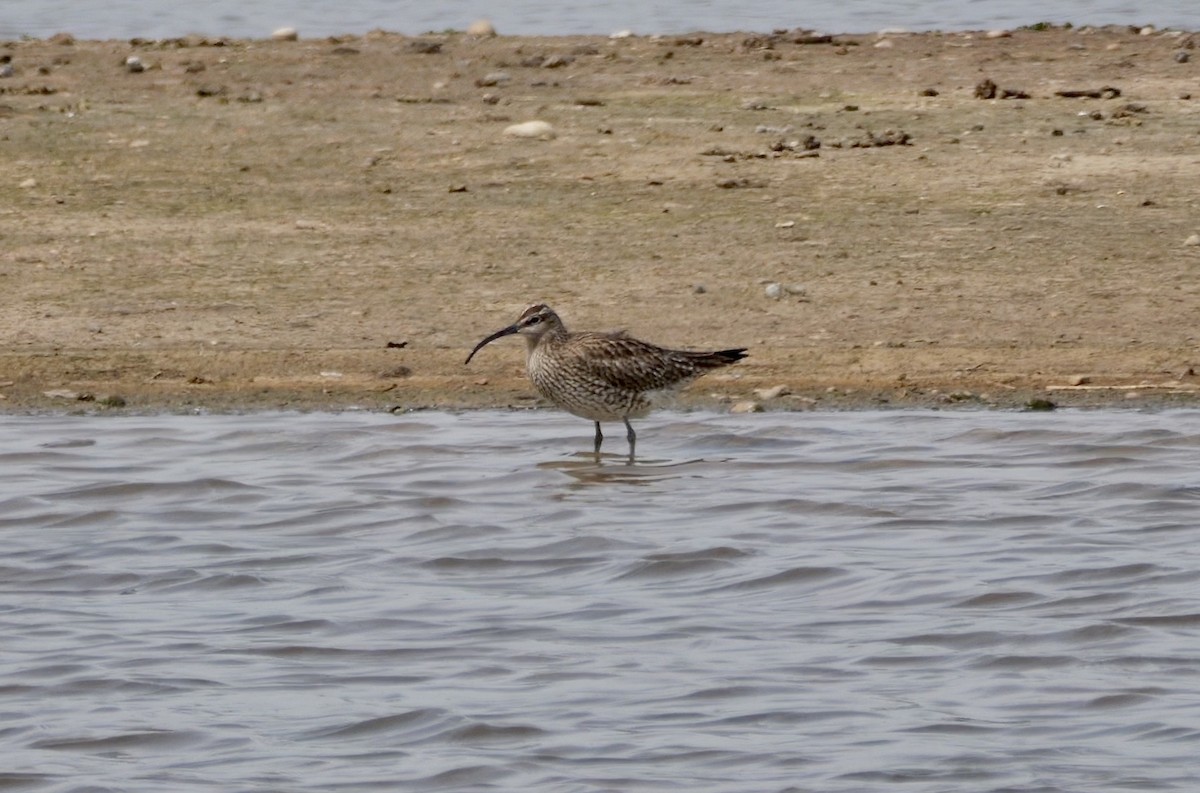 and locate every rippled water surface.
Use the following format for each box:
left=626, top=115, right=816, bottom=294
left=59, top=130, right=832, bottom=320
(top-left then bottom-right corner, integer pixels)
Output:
left=5, top=0, right=1200, bottom=40
left=2, top=409, right=1199, bottom=792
